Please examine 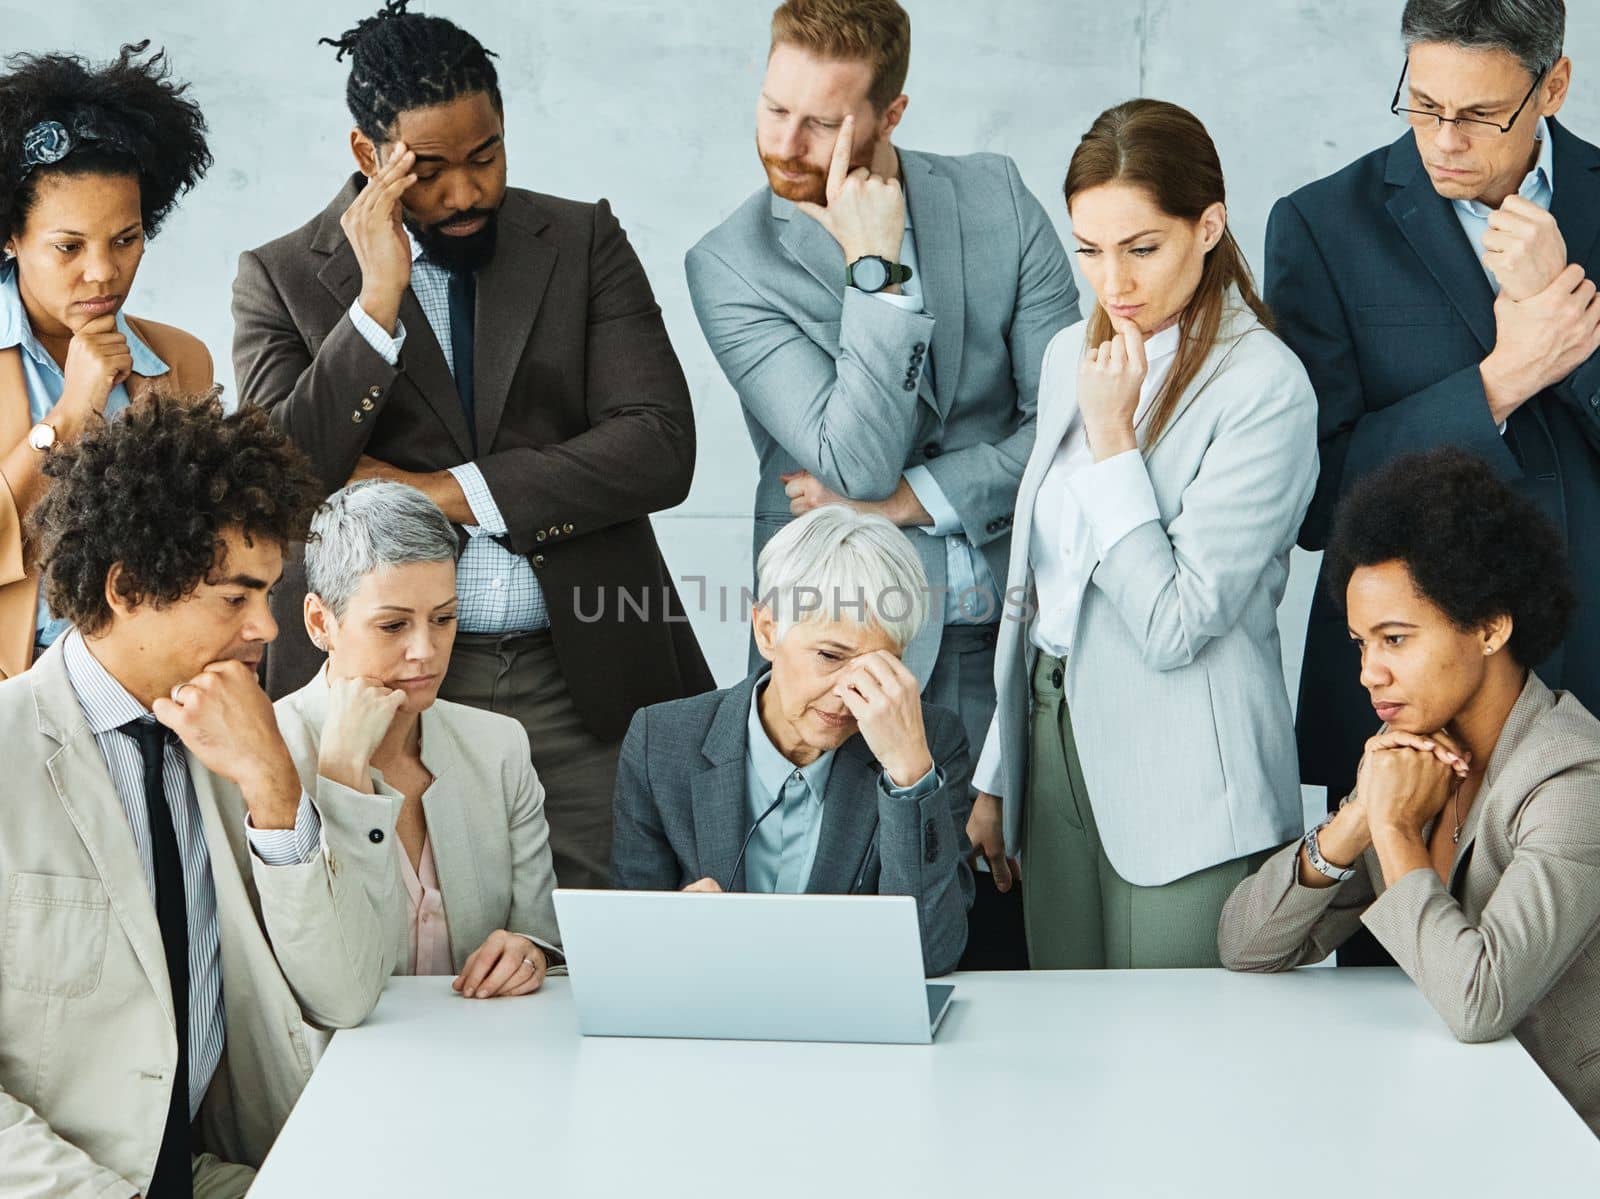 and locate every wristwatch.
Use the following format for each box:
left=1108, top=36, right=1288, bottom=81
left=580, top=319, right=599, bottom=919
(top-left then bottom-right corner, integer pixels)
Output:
left=1303, top=817, right=1356, bottom=883
left=846, top=255, right=914, bottom=294
left=26, top=422, right=56, bottom=452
